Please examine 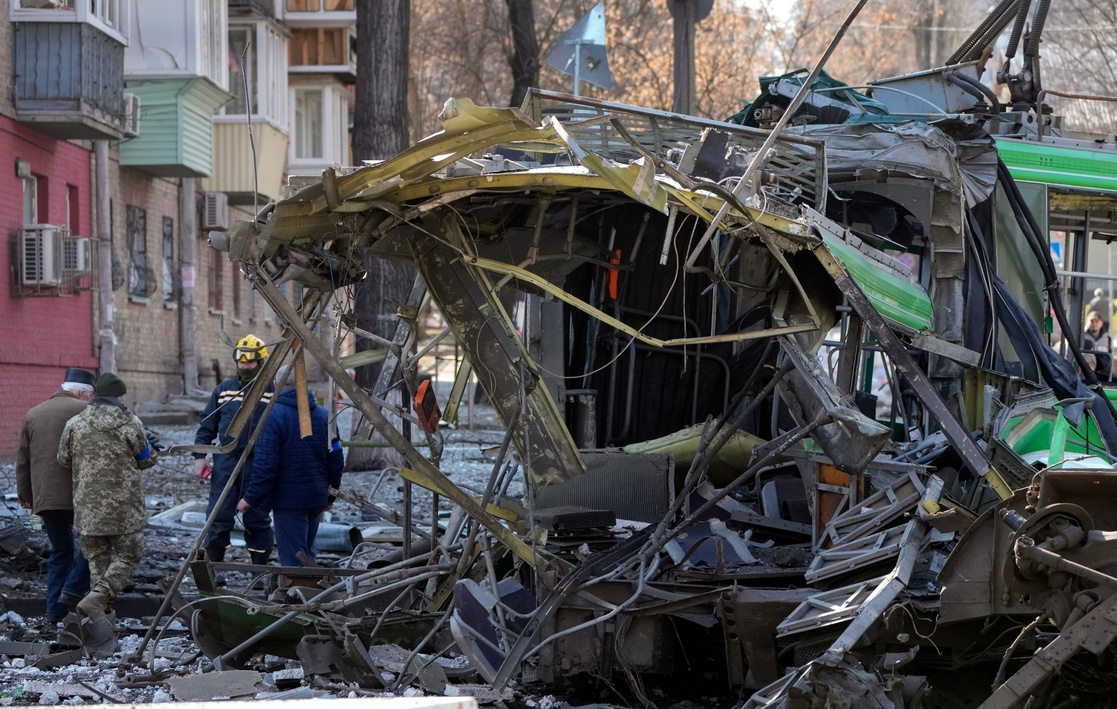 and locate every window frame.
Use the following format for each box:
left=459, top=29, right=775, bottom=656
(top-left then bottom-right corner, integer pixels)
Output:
left=162, top=216, right=176, bottom=303
left=126, top=204, right=151, bottom=300
left=289, top=82, right=349, bottom=171
left=10, top=0, right=129, bottom=46
left=218, top=19, right=289, bottom=129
